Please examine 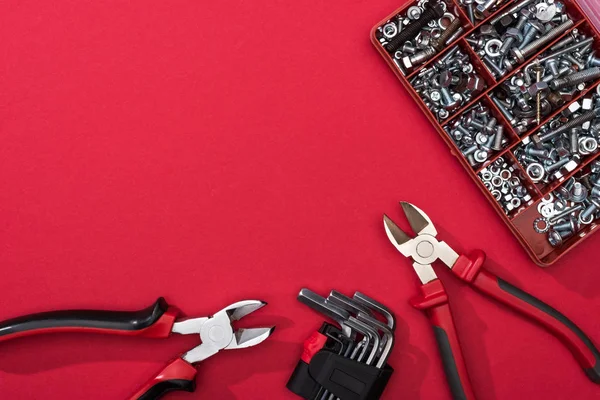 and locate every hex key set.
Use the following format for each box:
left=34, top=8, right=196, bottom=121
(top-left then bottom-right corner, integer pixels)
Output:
left=287, top=289, right=395, bottom=400
left=371, top=0, right=600, bottom=265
